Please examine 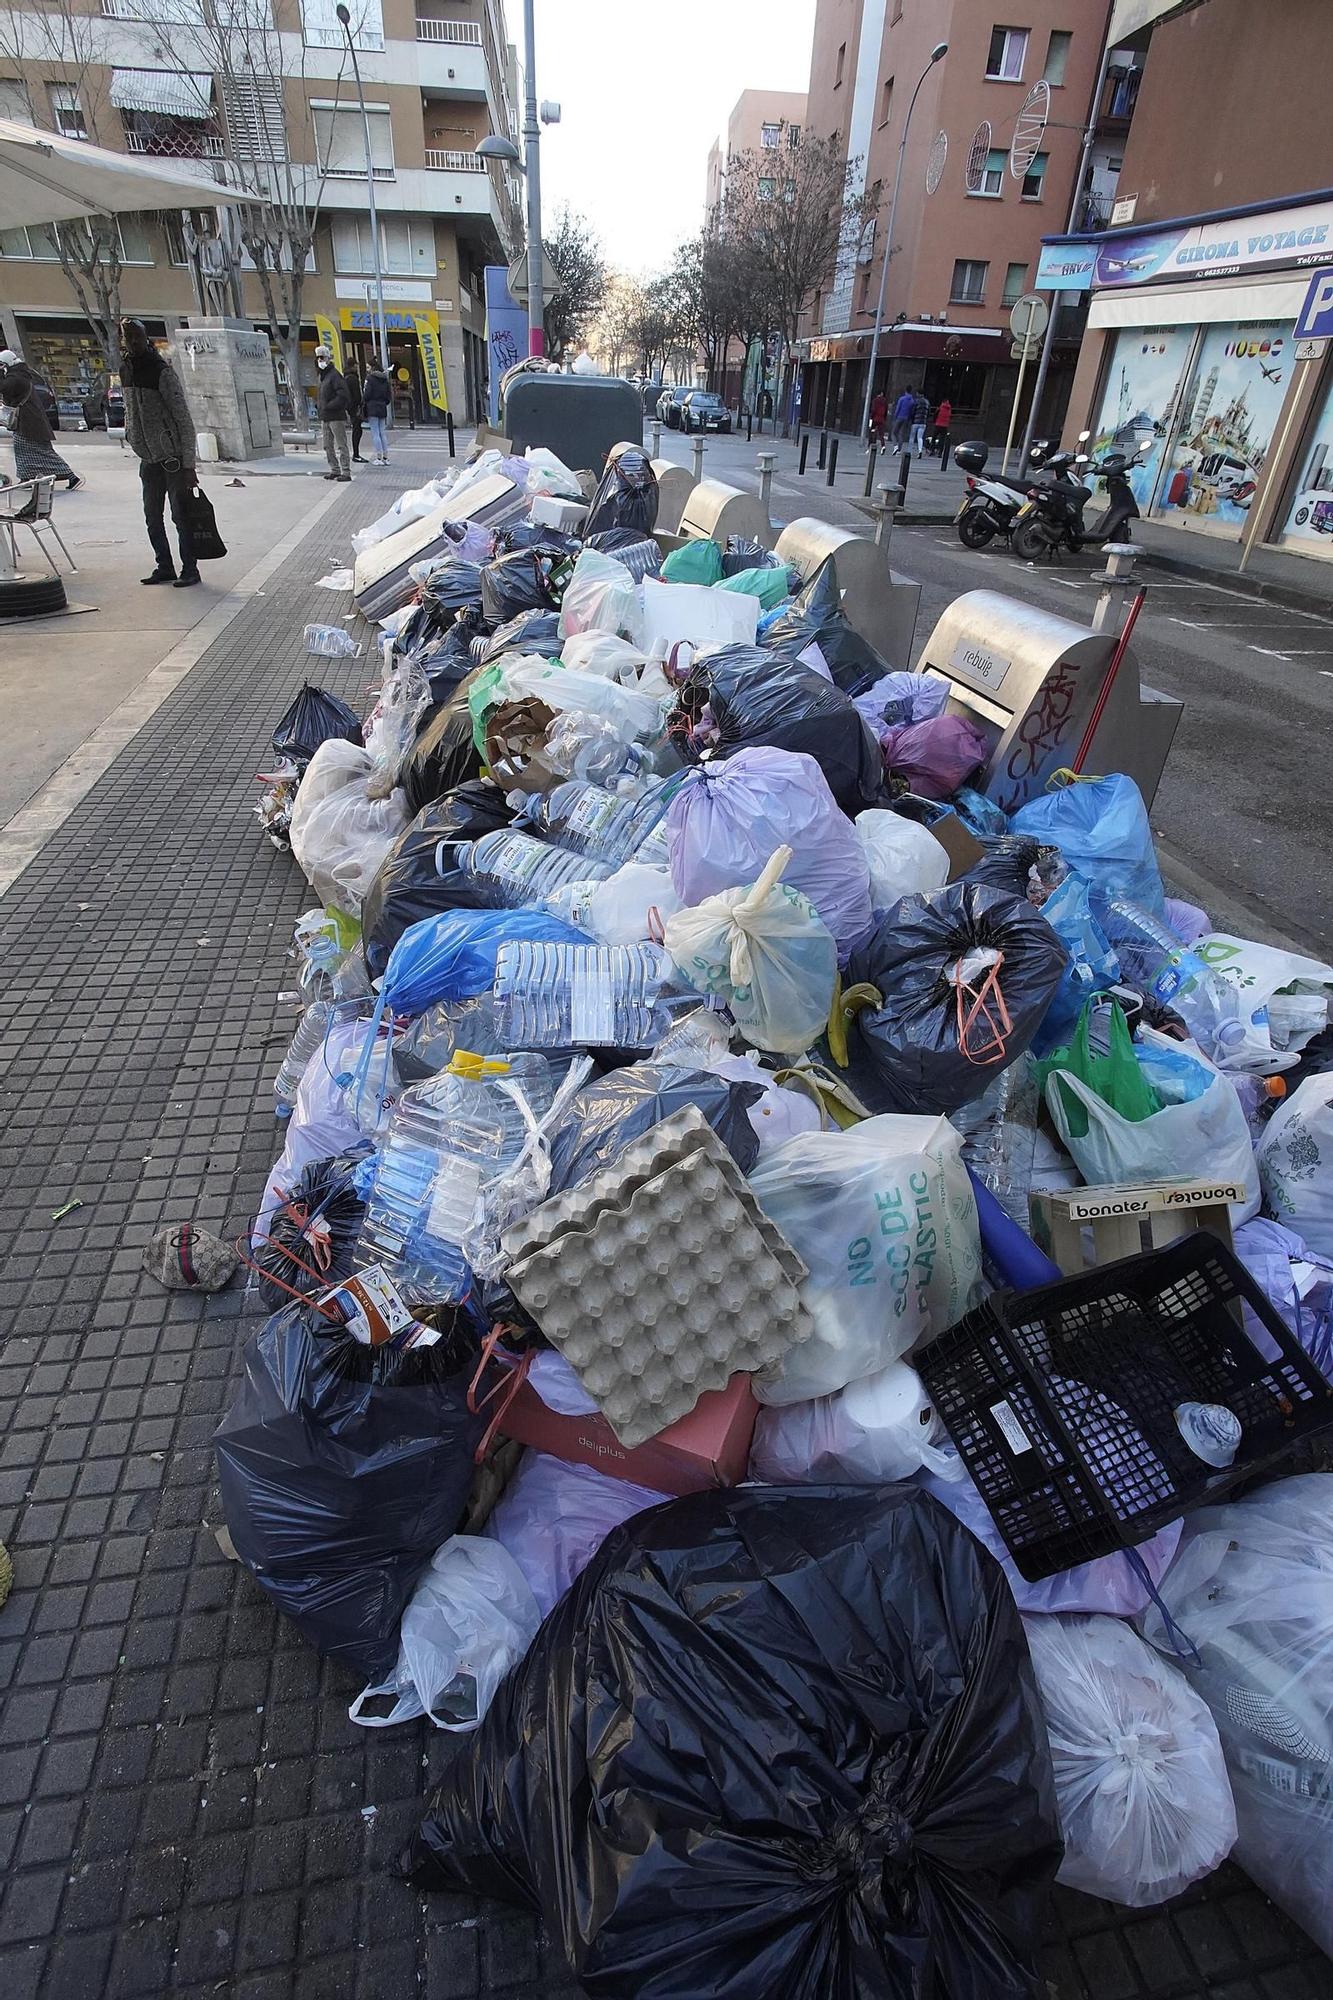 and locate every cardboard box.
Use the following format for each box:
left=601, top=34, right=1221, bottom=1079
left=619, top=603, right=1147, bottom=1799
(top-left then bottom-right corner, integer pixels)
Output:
left=926, top=811, right=986, bottom=882
left=498, top=1371, right=758, bottom=1495
left=1030, top=1179, right=1244, bottom=1275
